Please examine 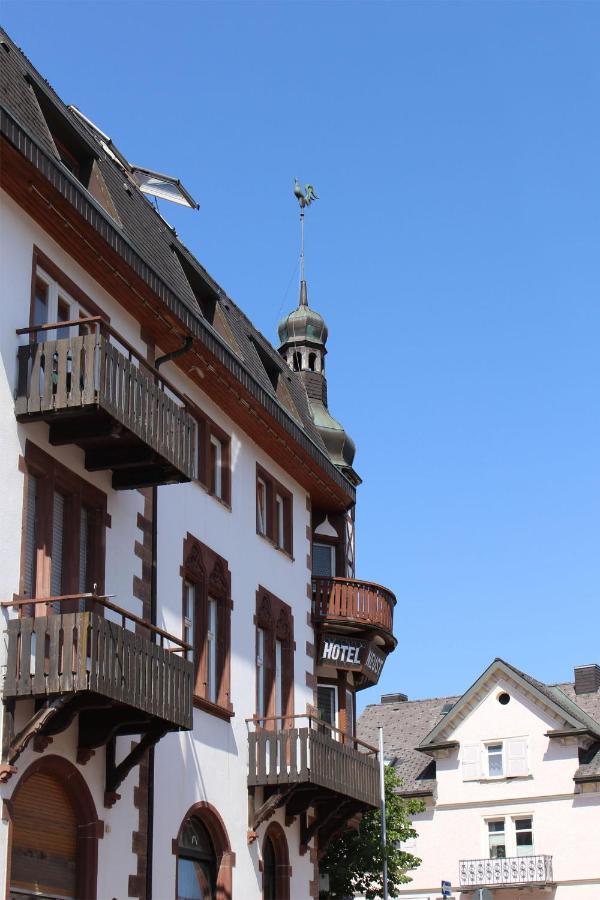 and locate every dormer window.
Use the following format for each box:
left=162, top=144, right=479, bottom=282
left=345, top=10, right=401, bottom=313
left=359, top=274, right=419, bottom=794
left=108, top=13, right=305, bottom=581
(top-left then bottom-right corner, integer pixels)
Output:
left=28, top=77, right=95, bottom=187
